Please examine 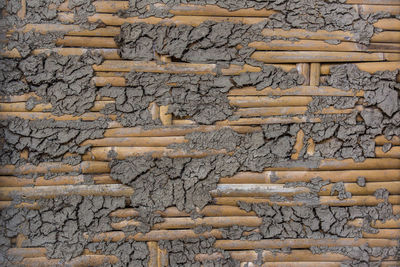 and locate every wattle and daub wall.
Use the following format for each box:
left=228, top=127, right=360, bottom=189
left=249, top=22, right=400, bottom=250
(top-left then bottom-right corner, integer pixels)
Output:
left=1, top=0, right=400, bottom=266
